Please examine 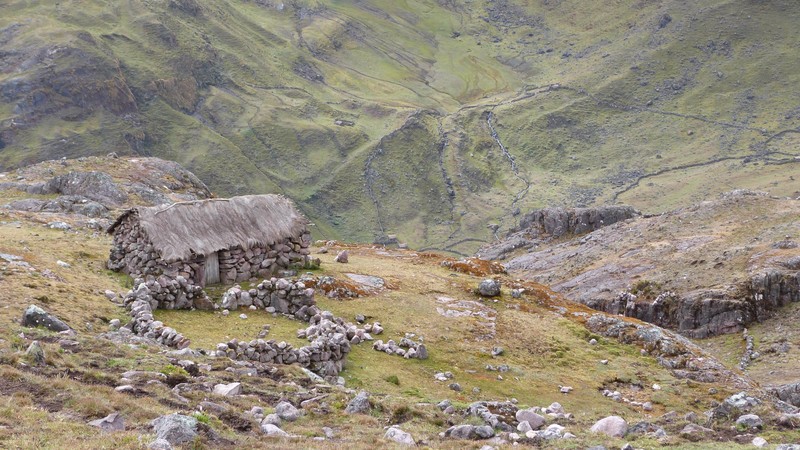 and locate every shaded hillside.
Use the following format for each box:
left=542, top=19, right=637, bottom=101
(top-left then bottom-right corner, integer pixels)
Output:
left=2, top=0, right=800, bottom=251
